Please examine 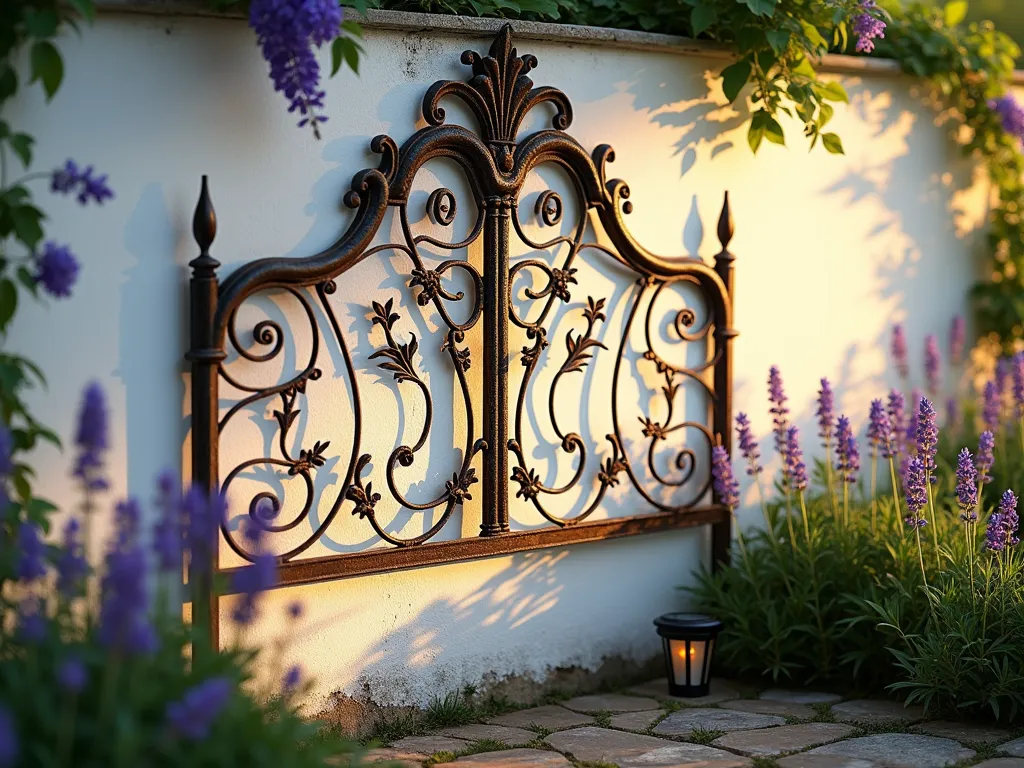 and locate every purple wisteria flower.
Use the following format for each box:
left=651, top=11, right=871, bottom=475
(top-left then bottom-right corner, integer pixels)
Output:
left=57, top=658, right=88, bottom=694
left=955, top=448, right=978, bottom=522
left=0, top=426, right=12, bottom=477
left=985, top=490, right=1020, bottom=551
left=711, top=445, right=740, bottom=509
left=891, top=325, right=909, bottom=380
left=867, top=399, right=893, bottom=458
left=902, top=455, right=928, bottom=528
left=768, top=366, right=789, bottom=458
left=17, top=522, right=47, bottom=582
left=853, top=0, right=886, bottom=53
left=835, top=416, right=859, bottom=484
left=74, top=382, right=108, bottom=491
left=57, top=518, right=88, bottom=597
left=166, top=677, right=233, bottom=741
left=51, top=160, right=114, bottom=205
left=34, top=241, right=80, bottom=299
left=283, top=664, right=302, bottom=693
left=734, top=412, right=761, bottom=475
left=991, top=95, right=1024, bottom=141
left=977, top=430, right=995, bottom=483
left=887, top=389, right=907, bottom=455
left=0, top=705, right=16, bottom=767
left=982, top=379, right=1001, bottom=433
left=1013, top=351, right=1024, bottom=416
left=916, top=396, right=938, bottom=483
left=949, top=315, right=965, bottom=367
left=249, top=0, right=343, bottom=138
left=924, top=335, right=941, bottom=398
left=784, top=426, right=808, bottom=492
left=816, top=378, right=834, bottom=445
